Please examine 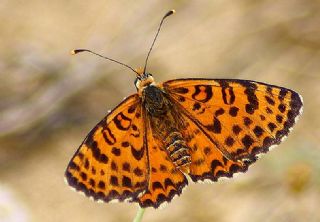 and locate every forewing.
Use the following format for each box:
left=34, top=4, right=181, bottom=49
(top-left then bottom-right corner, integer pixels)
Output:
left=65, top=94, right=148, bottom=203
left=162, top=78, right=303, bottom=182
